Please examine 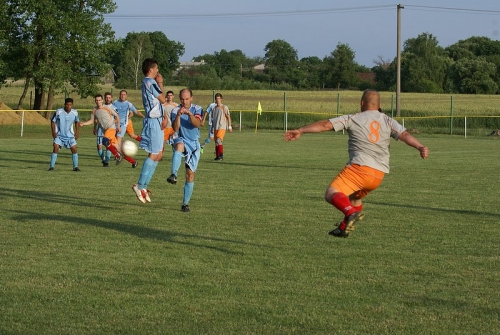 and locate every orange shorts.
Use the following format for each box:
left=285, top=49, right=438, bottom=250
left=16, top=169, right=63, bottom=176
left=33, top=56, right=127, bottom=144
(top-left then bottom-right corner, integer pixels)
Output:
left=214, top=129, right=226, bottom=142
left=330, top=164, right=385, bottom=199
left=126, top=119, right=135, bottom=135
left=164, top=127, right=175, bottom=141
left=104, top=128, right=117, bottom=145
